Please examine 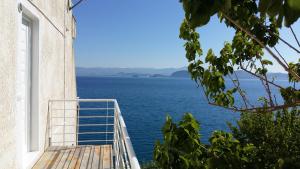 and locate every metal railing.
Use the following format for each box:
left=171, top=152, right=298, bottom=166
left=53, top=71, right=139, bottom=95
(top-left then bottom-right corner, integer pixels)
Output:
left=47, top=99, right=140, bottom=169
